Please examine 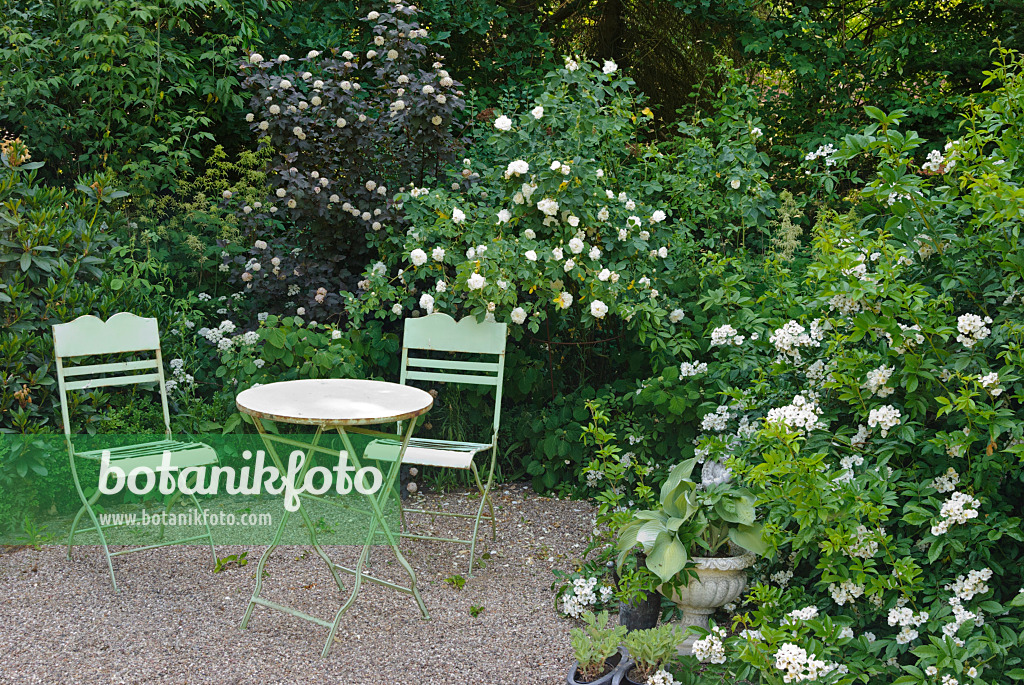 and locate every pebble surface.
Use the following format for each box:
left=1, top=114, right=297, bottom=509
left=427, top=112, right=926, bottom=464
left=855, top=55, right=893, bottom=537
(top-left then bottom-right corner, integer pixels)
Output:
left=0, top=484, right=595, bottom=684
